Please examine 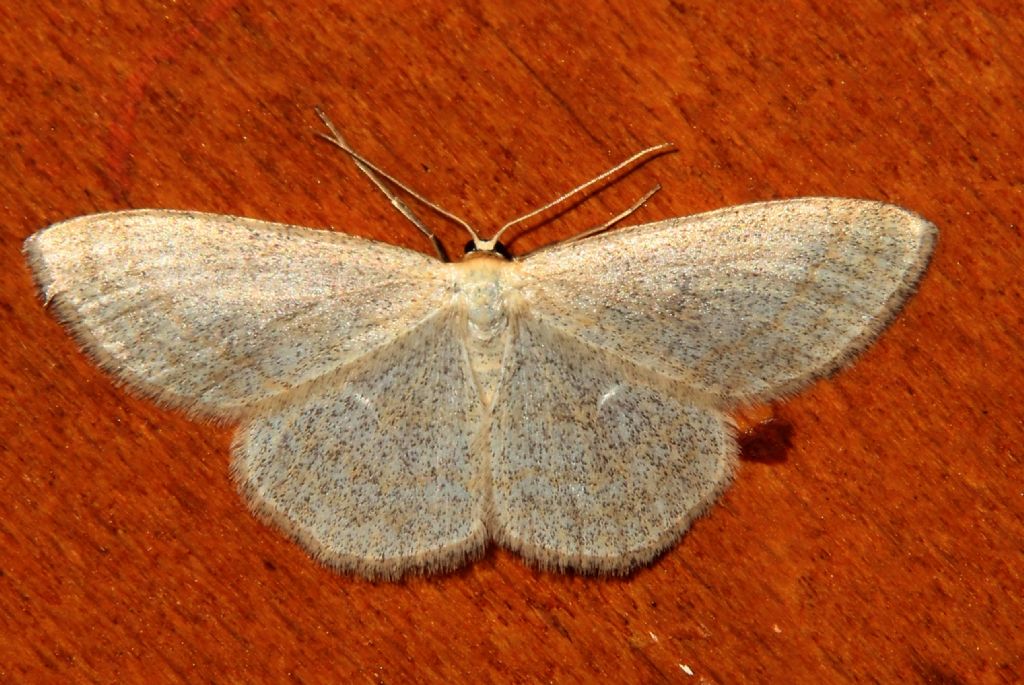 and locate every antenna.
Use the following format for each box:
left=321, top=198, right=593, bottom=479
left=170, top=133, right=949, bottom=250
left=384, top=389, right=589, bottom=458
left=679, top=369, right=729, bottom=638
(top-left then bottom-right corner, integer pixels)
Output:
left=489, top=143, right=675, bottom=245
left=317, top=108, right=484, bottom=261
left=315, top=108, right=675, bottom=259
